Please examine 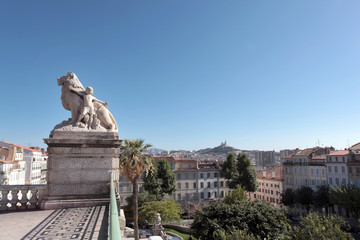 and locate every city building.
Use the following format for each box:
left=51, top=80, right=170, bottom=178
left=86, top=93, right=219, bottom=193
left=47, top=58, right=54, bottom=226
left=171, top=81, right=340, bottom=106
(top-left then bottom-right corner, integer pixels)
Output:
left=348, top=143, right=360, bottom=187
left=118, top=156, right=231, bottom=207
left=249, top=166, right=284, bottom=208
left=284, top=147, right=333, bottom=190
left=326, top=150, right=350, bottom=188
left=0, top=145, right=26, bottom=185
left=0, top=141, right=43, bottom=185
left=254, top=150, right=276, bottom=167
